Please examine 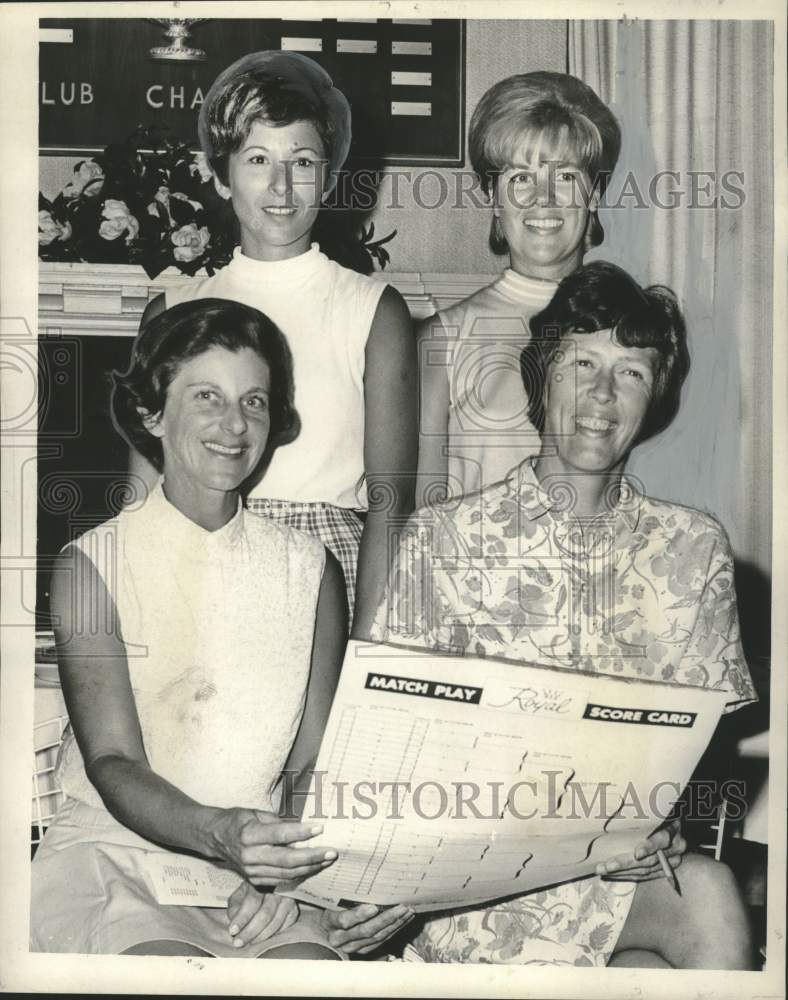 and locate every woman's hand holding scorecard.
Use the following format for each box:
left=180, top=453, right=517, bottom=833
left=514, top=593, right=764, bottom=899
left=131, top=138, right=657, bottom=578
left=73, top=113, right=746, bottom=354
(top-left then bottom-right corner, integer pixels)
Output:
left=206, top=808, right=337, bottom=885
left=596, top=818, right=686, bottom=882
